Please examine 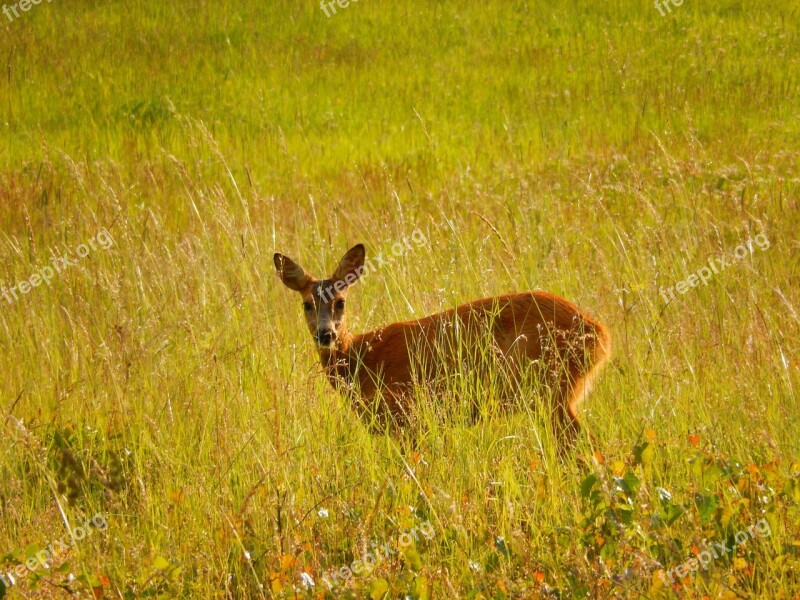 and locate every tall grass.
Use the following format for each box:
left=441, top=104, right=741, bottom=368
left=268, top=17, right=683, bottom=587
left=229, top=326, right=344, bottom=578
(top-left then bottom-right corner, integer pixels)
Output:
left=1, top=0, right=799, bottom=597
